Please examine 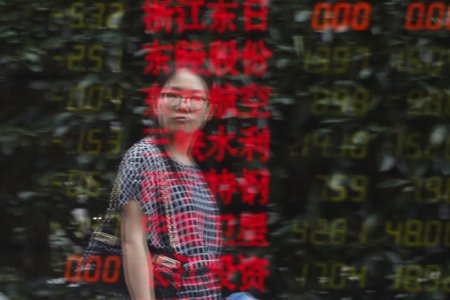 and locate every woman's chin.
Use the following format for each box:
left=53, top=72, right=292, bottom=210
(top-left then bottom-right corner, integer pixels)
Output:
left=170, top=124, right=197, bottom=134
